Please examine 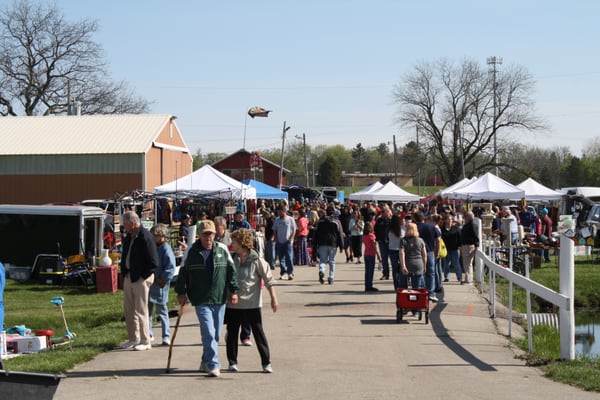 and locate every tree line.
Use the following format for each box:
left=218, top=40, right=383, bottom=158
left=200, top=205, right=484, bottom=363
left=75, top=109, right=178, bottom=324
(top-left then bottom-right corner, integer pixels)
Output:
left=193, top=139, right=600, bottom=191
left=2, top=1, right=597, bottom=192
